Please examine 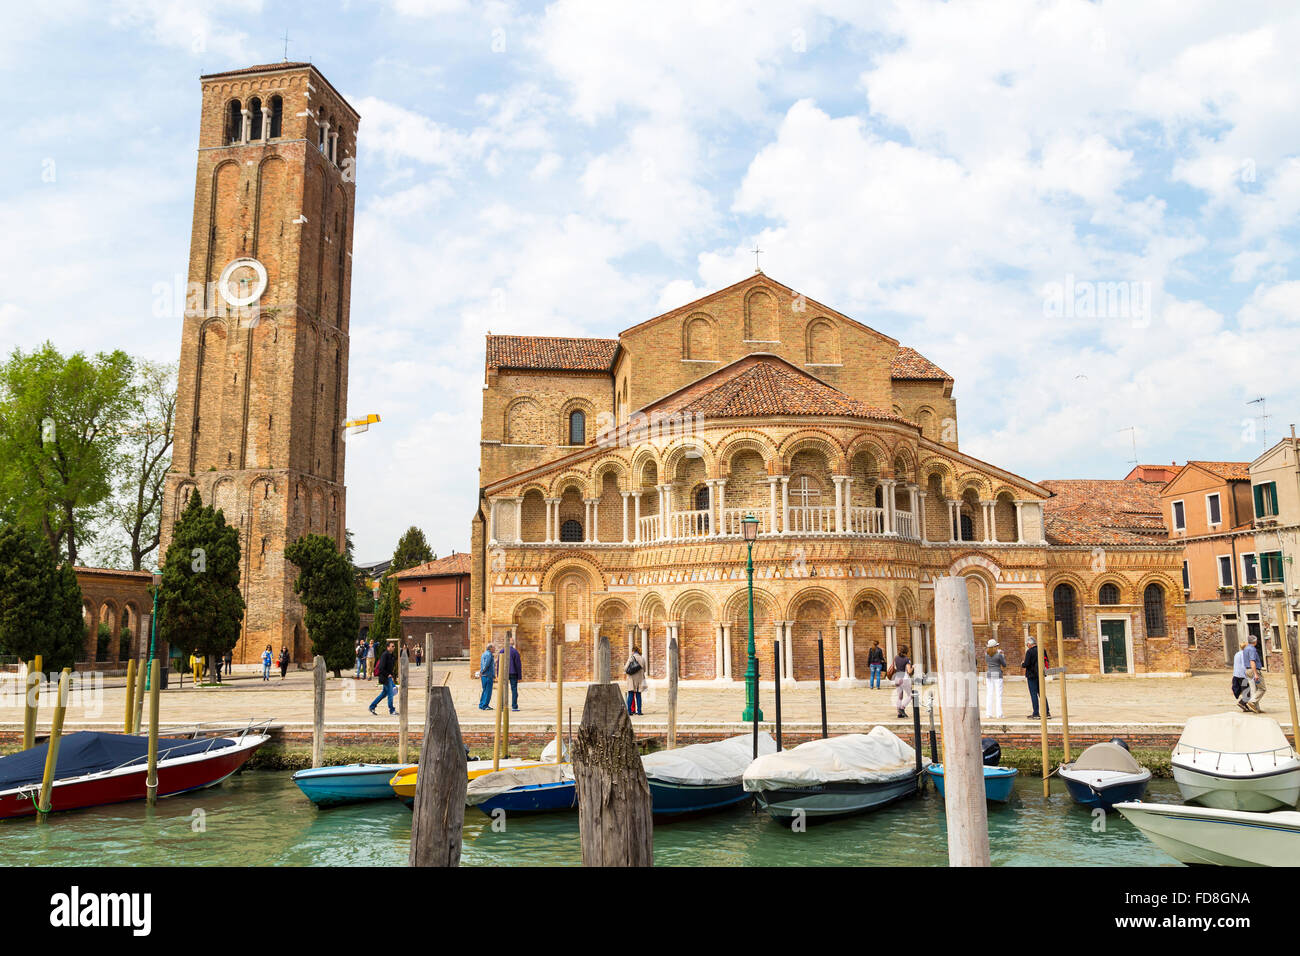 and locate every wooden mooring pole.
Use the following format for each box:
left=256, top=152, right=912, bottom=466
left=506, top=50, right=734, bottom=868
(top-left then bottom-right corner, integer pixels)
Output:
left=36, top=669, right=72, bottom=823
left=409, top=685, right=467, bottom=867
left=22, top=660, right=37, bottom=750
left=1275, top=599, right=1299, bottom=751
left=597, top=633, right=611, bottom=684
left=1036, top=622, right=1049, bottom=797
left=133, top=649, right=147, bottom=734
left=399, top=648, right=410, bottom=765
left=146, top=659, right=161, bottom=806
left=123, top=659, right=137, bottom=734
left=492, top=646, right=506, bottom=771
left=554, top=643, right=564, bottom=763
left=312, top=655, right=325, bottom=769
left=773, top=639, right=783, bottom=751
left=817, top=633, right=828, bottom=738
left=572, top=683, right=653, bottom=867
left=1055, top=621, right=1071, bottom=763
left=933, top=576, right=990, bottom=867
left=667, top=637, right=679, bottom=752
